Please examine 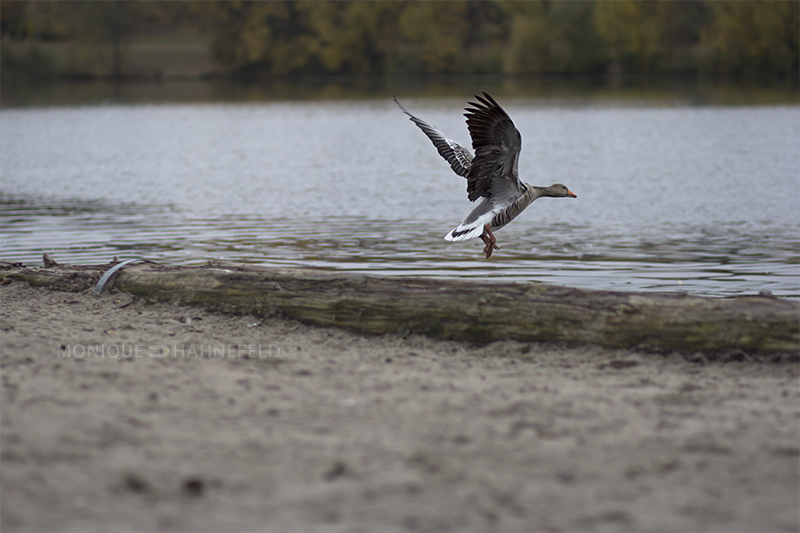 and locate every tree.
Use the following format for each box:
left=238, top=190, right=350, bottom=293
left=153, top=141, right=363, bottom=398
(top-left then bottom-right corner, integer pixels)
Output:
left=594, top=0, right=664, bottom=72
left=704, top=0, right=799, bottom=78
